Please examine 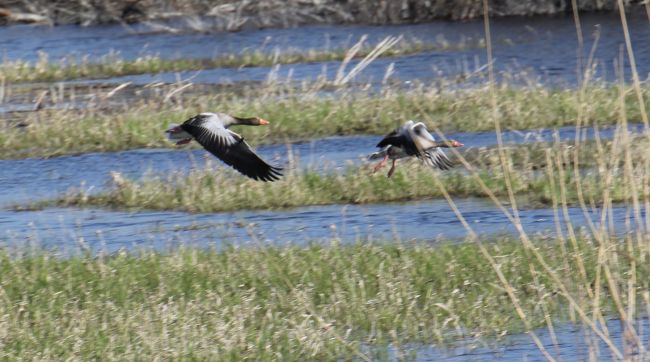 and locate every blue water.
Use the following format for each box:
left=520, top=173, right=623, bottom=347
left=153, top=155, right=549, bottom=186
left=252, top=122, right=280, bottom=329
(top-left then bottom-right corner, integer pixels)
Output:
left=0, top=123, right=645, bottom=255
left=2, top=12, right=648, bottom=86
left=409, top=318, right=649, bottom=361
left=2, top=197, right=646, bottom=255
